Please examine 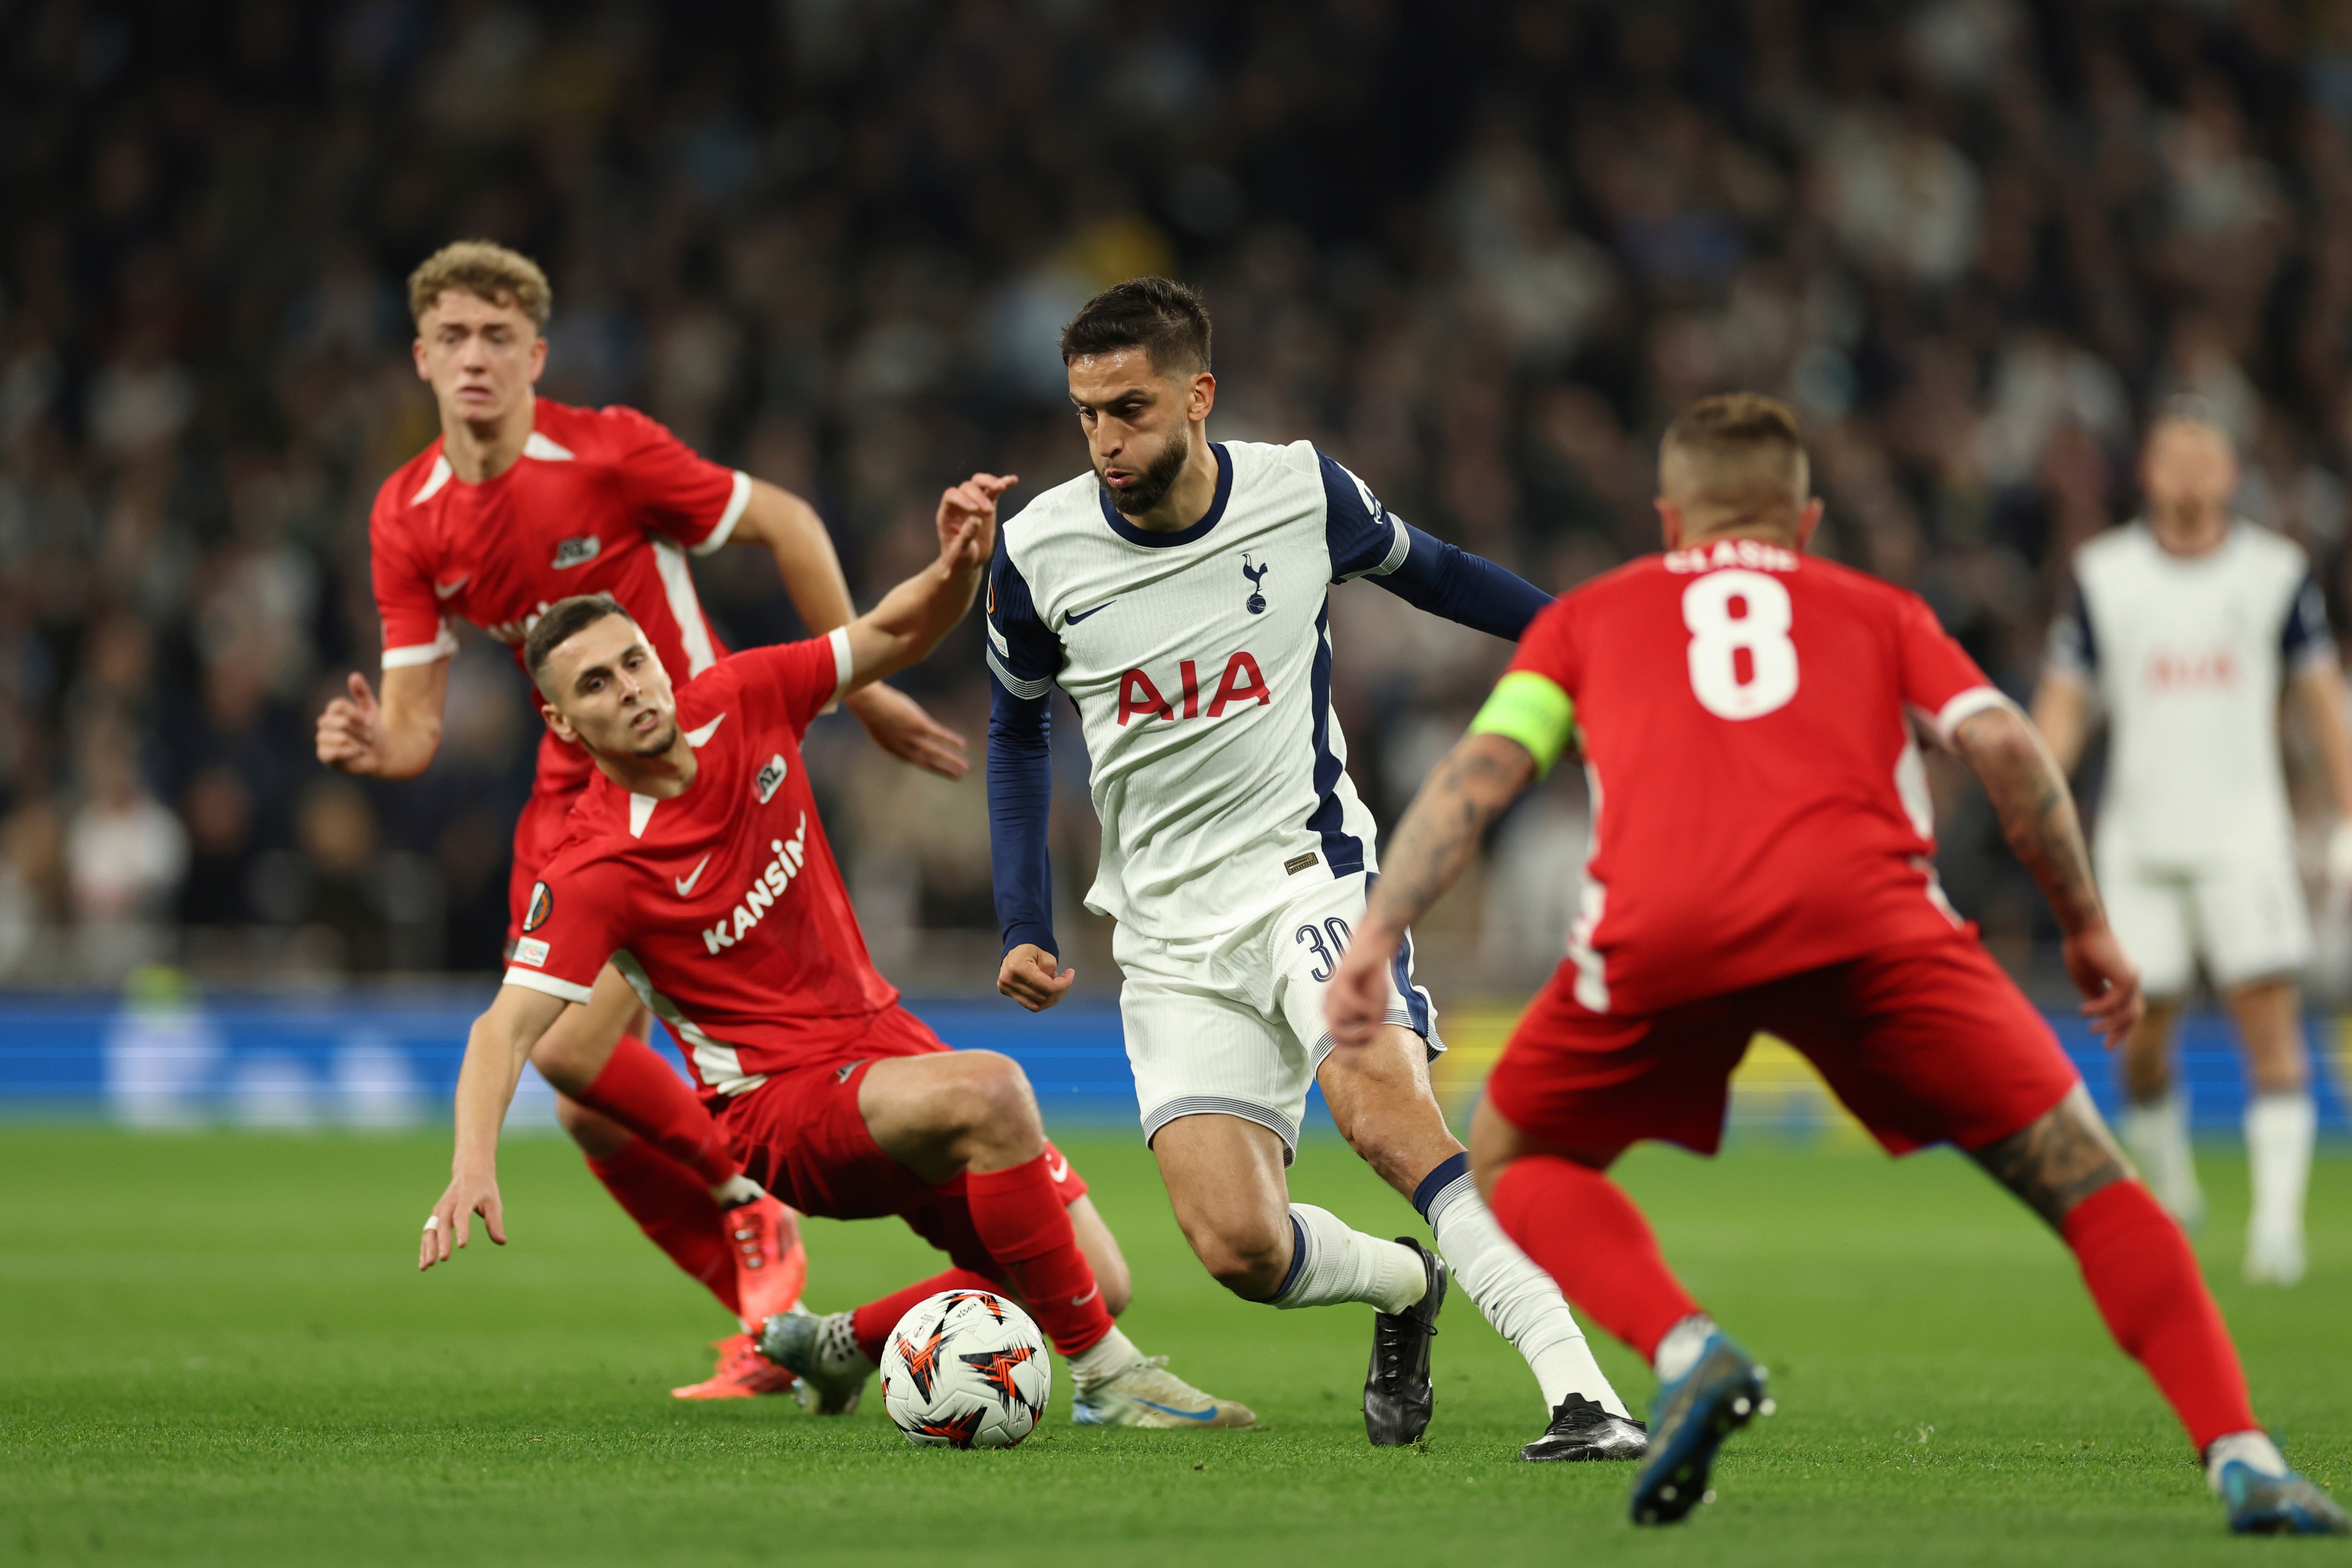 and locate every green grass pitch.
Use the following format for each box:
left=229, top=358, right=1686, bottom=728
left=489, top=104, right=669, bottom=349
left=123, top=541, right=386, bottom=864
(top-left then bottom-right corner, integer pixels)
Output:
left=2, top=1127, right=2344, bottom=1567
